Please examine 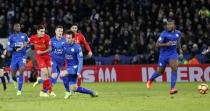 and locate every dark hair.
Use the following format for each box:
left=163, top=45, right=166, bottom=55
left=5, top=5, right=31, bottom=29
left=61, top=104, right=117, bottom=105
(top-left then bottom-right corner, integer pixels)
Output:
left=37, top=25, right=45, bottom=30
left=70, top=23, right=78, bottom=27
left=55, top=25, right=63, bottom=29
left=65, top=30, right=75, bottom=37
